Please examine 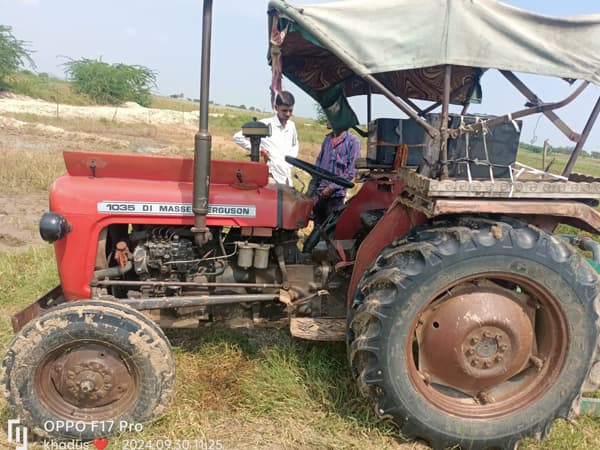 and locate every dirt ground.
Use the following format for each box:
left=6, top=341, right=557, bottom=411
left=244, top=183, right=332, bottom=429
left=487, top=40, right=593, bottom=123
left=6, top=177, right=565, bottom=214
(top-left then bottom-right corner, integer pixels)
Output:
left=0, top=95, right=236, bottom=252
